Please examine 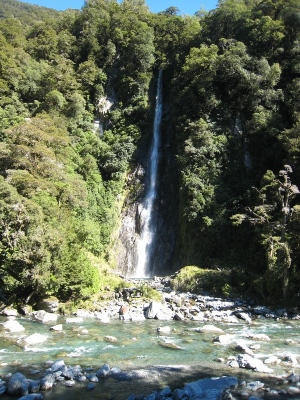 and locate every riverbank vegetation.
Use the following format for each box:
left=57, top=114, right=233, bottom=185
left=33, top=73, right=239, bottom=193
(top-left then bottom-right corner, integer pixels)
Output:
left=1, top=0, right=300, bottom=307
